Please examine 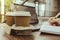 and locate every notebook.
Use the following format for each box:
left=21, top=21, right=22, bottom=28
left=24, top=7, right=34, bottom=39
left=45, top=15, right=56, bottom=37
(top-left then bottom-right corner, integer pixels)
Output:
left=40, top=22, right=60, bottom=35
